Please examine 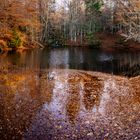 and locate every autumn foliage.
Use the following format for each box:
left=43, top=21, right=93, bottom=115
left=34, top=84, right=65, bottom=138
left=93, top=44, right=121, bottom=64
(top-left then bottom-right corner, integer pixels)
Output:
left=0, top=0, right=40, bottom=50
